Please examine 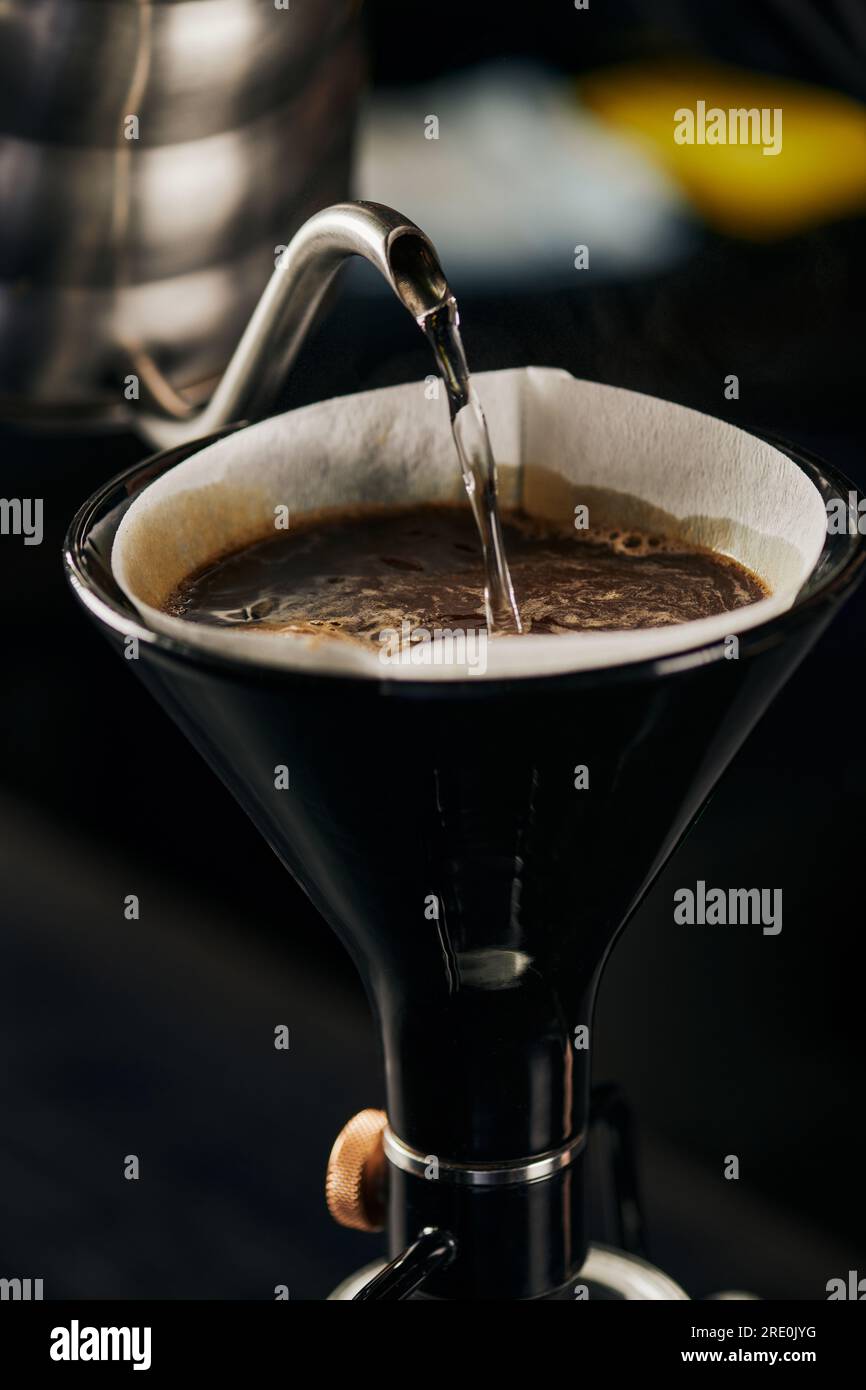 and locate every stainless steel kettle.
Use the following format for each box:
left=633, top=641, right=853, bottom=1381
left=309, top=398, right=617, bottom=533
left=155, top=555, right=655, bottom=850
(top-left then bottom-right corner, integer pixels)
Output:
left=0, top=0, right=363, bottom=426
